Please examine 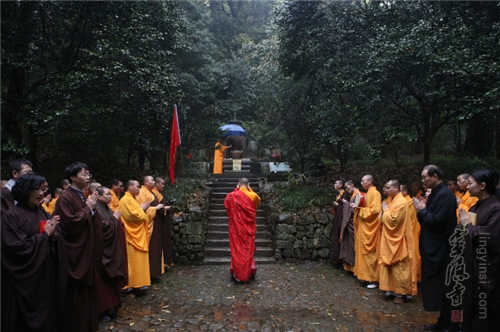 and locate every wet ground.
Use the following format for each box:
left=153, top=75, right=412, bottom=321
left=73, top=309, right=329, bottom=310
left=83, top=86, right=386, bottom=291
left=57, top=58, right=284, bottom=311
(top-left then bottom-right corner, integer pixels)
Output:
left=99, top=262, right=437, bottom=332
